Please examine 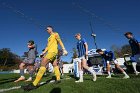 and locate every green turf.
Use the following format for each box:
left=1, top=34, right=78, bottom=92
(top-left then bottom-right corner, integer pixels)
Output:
left=0, top=73, right=140, bottom=93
